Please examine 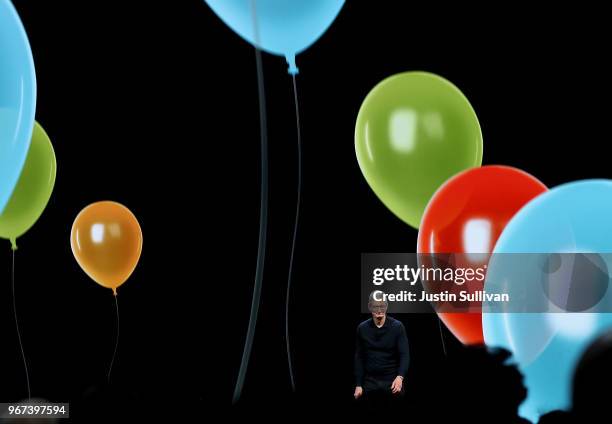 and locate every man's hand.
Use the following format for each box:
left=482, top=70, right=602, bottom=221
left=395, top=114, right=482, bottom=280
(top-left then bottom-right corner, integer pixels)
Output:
left=391, top=376, right=403, bottom=394
left=354, top=386, right=363, bottom=399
